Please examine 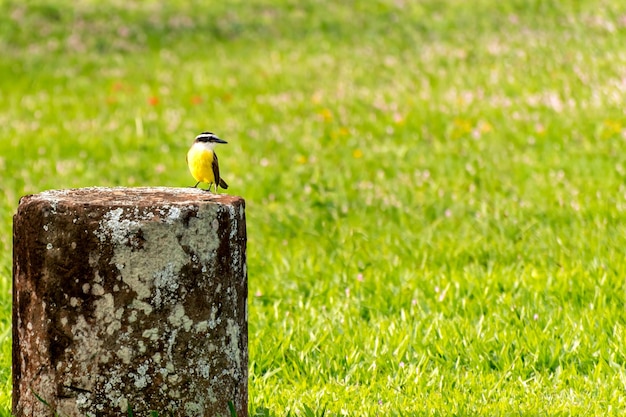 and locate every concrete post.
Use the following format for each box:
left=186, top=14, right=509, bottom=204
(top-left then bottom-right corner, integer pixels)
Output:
left=12, top=187, right=247, bottom=417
